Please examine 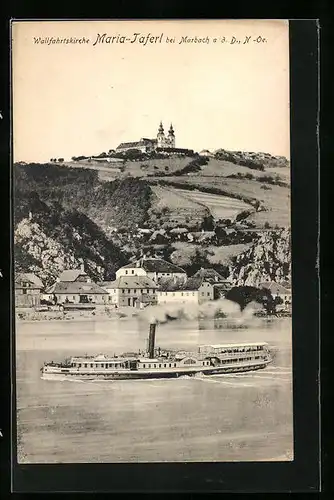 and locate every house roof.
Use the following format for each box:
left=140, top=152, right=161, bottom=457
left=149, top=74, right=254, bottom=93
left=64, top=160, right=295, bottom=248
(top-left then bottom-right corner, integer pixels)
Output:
left=193, top=268, right=224, bottom=281
left=101, top=276, right=158, bottom=289
left=116, top=139, right=156, bottom=150
left=259, top=281, right=291, bottom=294
left=159, top=277, right=206, bottom=292
left=58, top=270, right=87, bottom=282
left=15, top=272, right=43, bottom=288
left=120, top=258, right=186, bottom=274
left=45, top=281, right=108, bottom=295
